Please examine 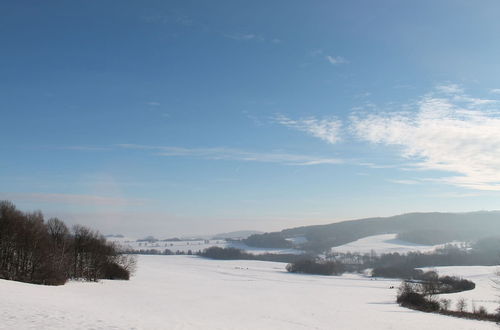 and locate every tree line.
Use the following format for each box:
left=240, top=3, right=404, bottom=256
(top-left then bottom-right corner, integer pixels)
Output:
left=286, top=259, right=345, bottom=275
left=0, top=200, right=136, bottom=285
left=198, top=246, right=311, bottom=263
